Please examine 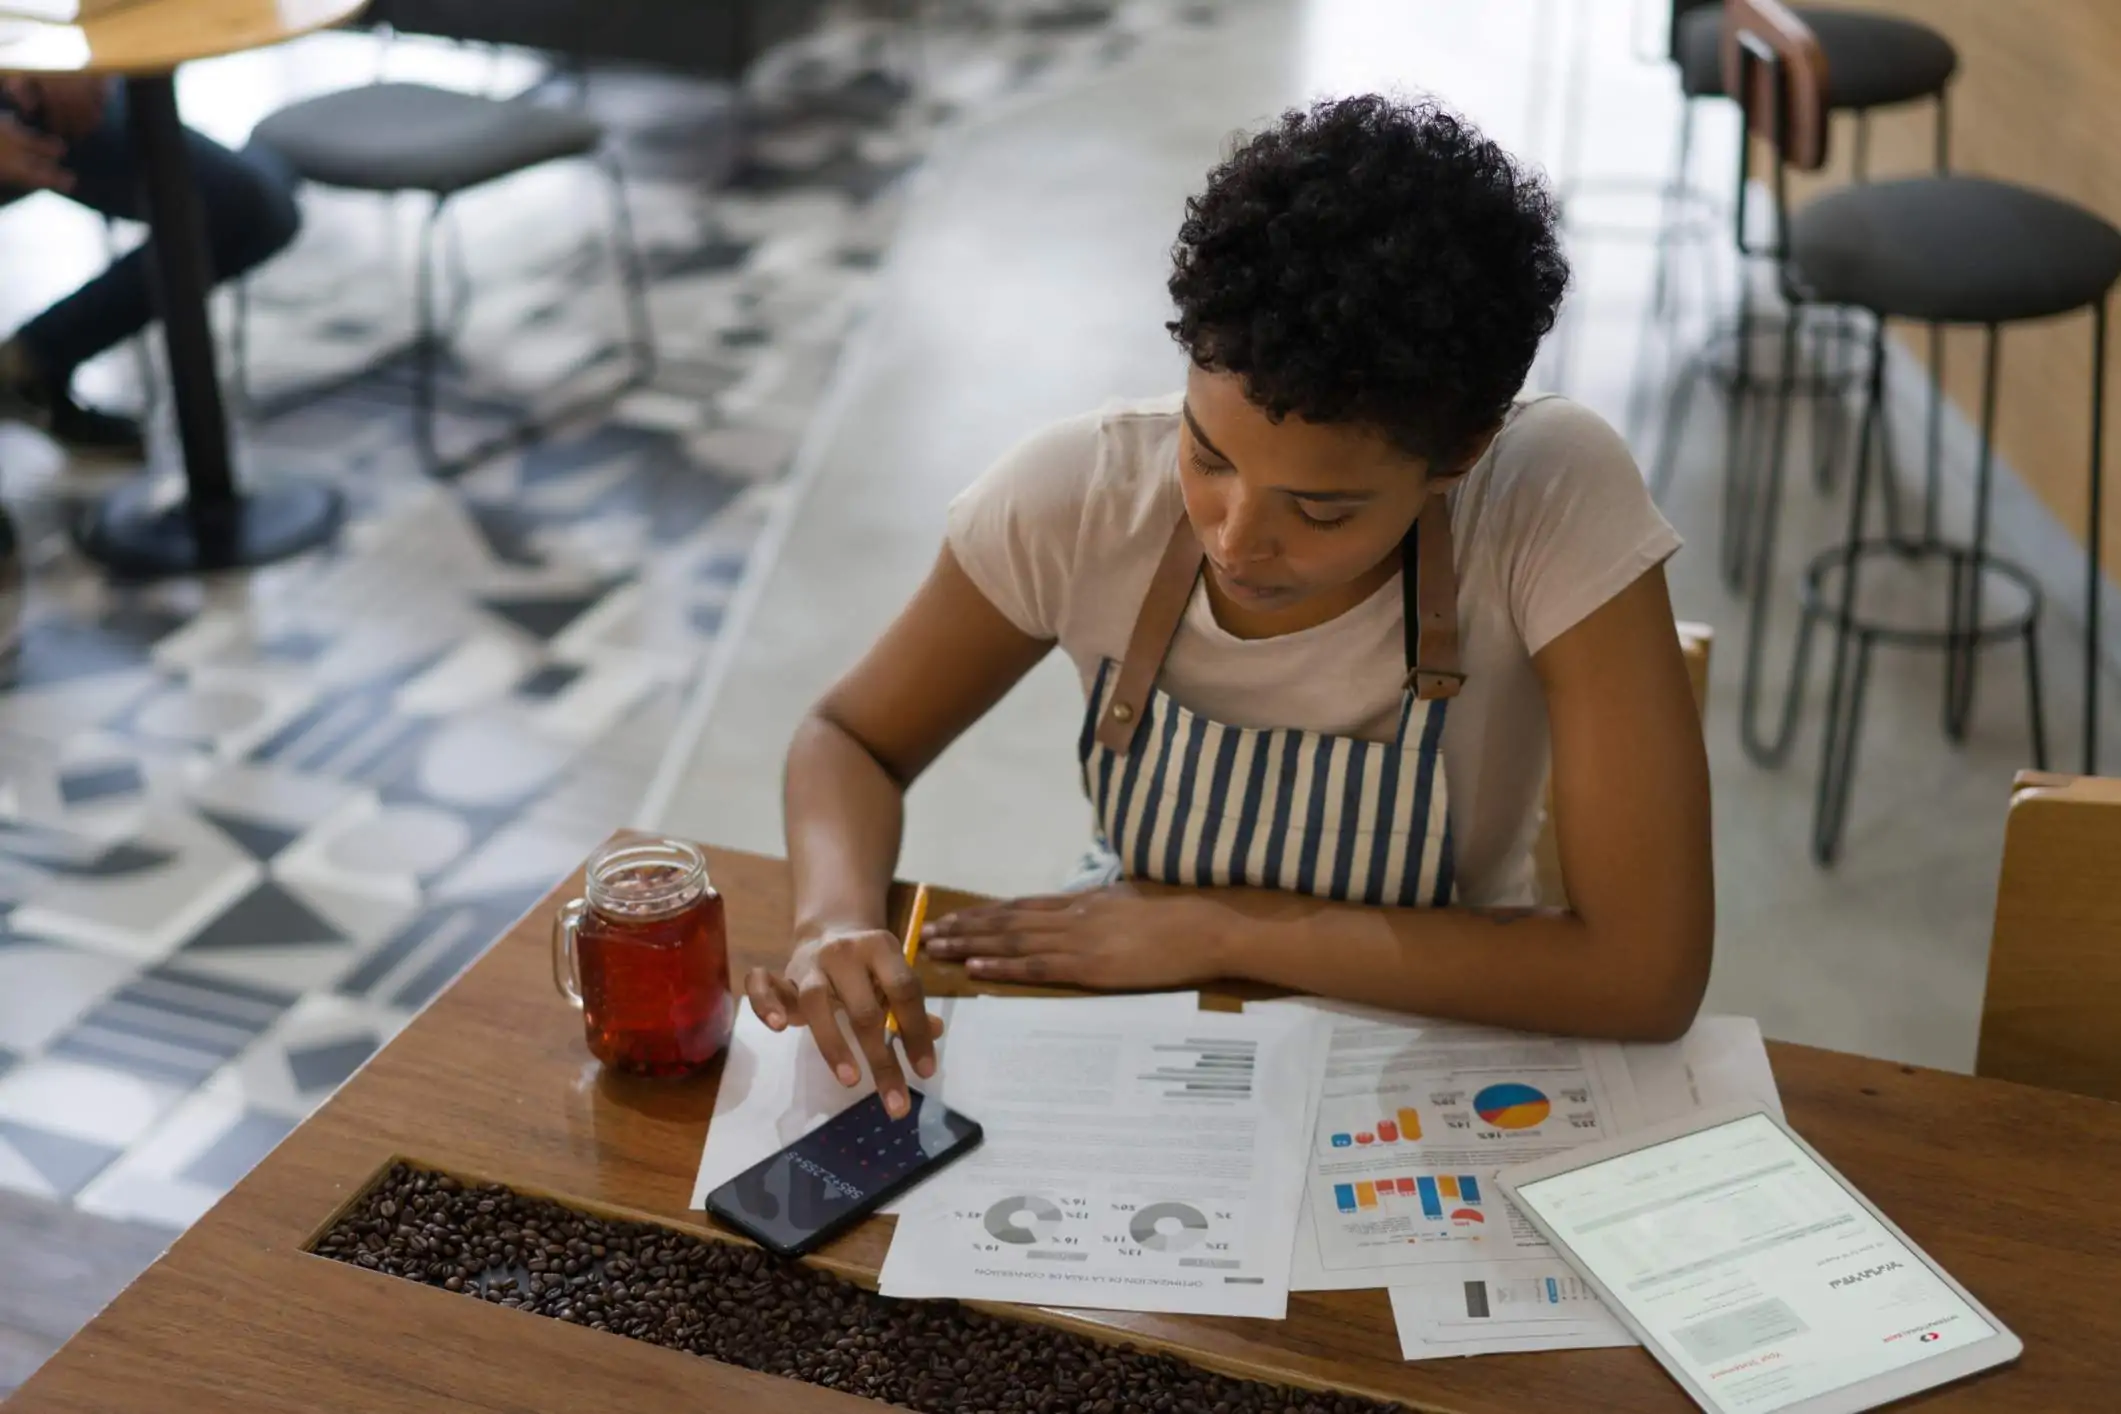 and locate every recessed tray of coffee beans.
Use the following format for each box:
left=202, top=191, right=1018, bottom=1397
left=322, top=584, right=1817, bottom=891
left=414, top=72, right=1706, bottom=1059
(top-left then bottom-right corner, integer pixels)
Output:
left=312, top=1161, right=1405, bottom=1414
